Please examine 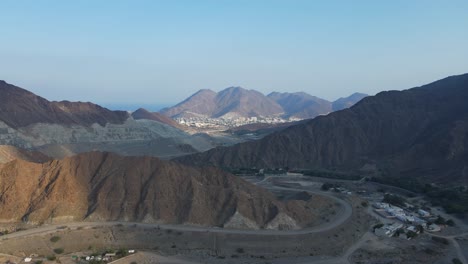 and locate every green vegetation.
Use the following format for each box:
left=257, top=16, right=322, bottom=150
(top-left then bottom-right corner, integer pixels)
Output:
left=372, top=223, right=384, bottom=232
left=321, top=182, right=340, bottom=191
left=50, top=236, right=61, bottom=242
left=292, top=169, right=361, bottom=180
left=46, top=255, right=56, bottom=261
left=431, top=236, right=449, bottom=245
left=383, top=194, right=407, bottom=207
left=369, top=177, right=468, bottom=215
left=53, top=248, right=64, bottom=254
left=34, top=261, right=43, bottom=264
left=406, top=230, right=417, bottom=239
